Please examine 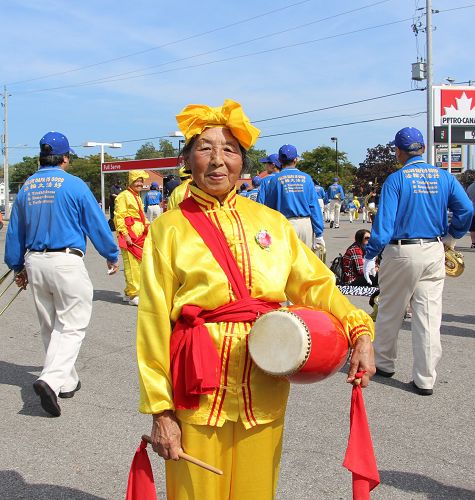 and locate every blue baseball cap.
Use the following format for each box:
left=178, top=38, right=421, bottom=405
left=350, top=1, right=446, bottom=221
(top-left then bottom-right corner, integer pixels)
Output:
left=278, top=144, right=298, bottom=163
left=391, top=127, right=425, bottom=152
left=259, top=153, right=281, bottom=168
left=150, top=181, right=159, bottom=189
left=333, top=177, right=339, bottom=182
left=39, top=131, right=75, bottom=155
left=252, top=176, right=261, bottom=187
